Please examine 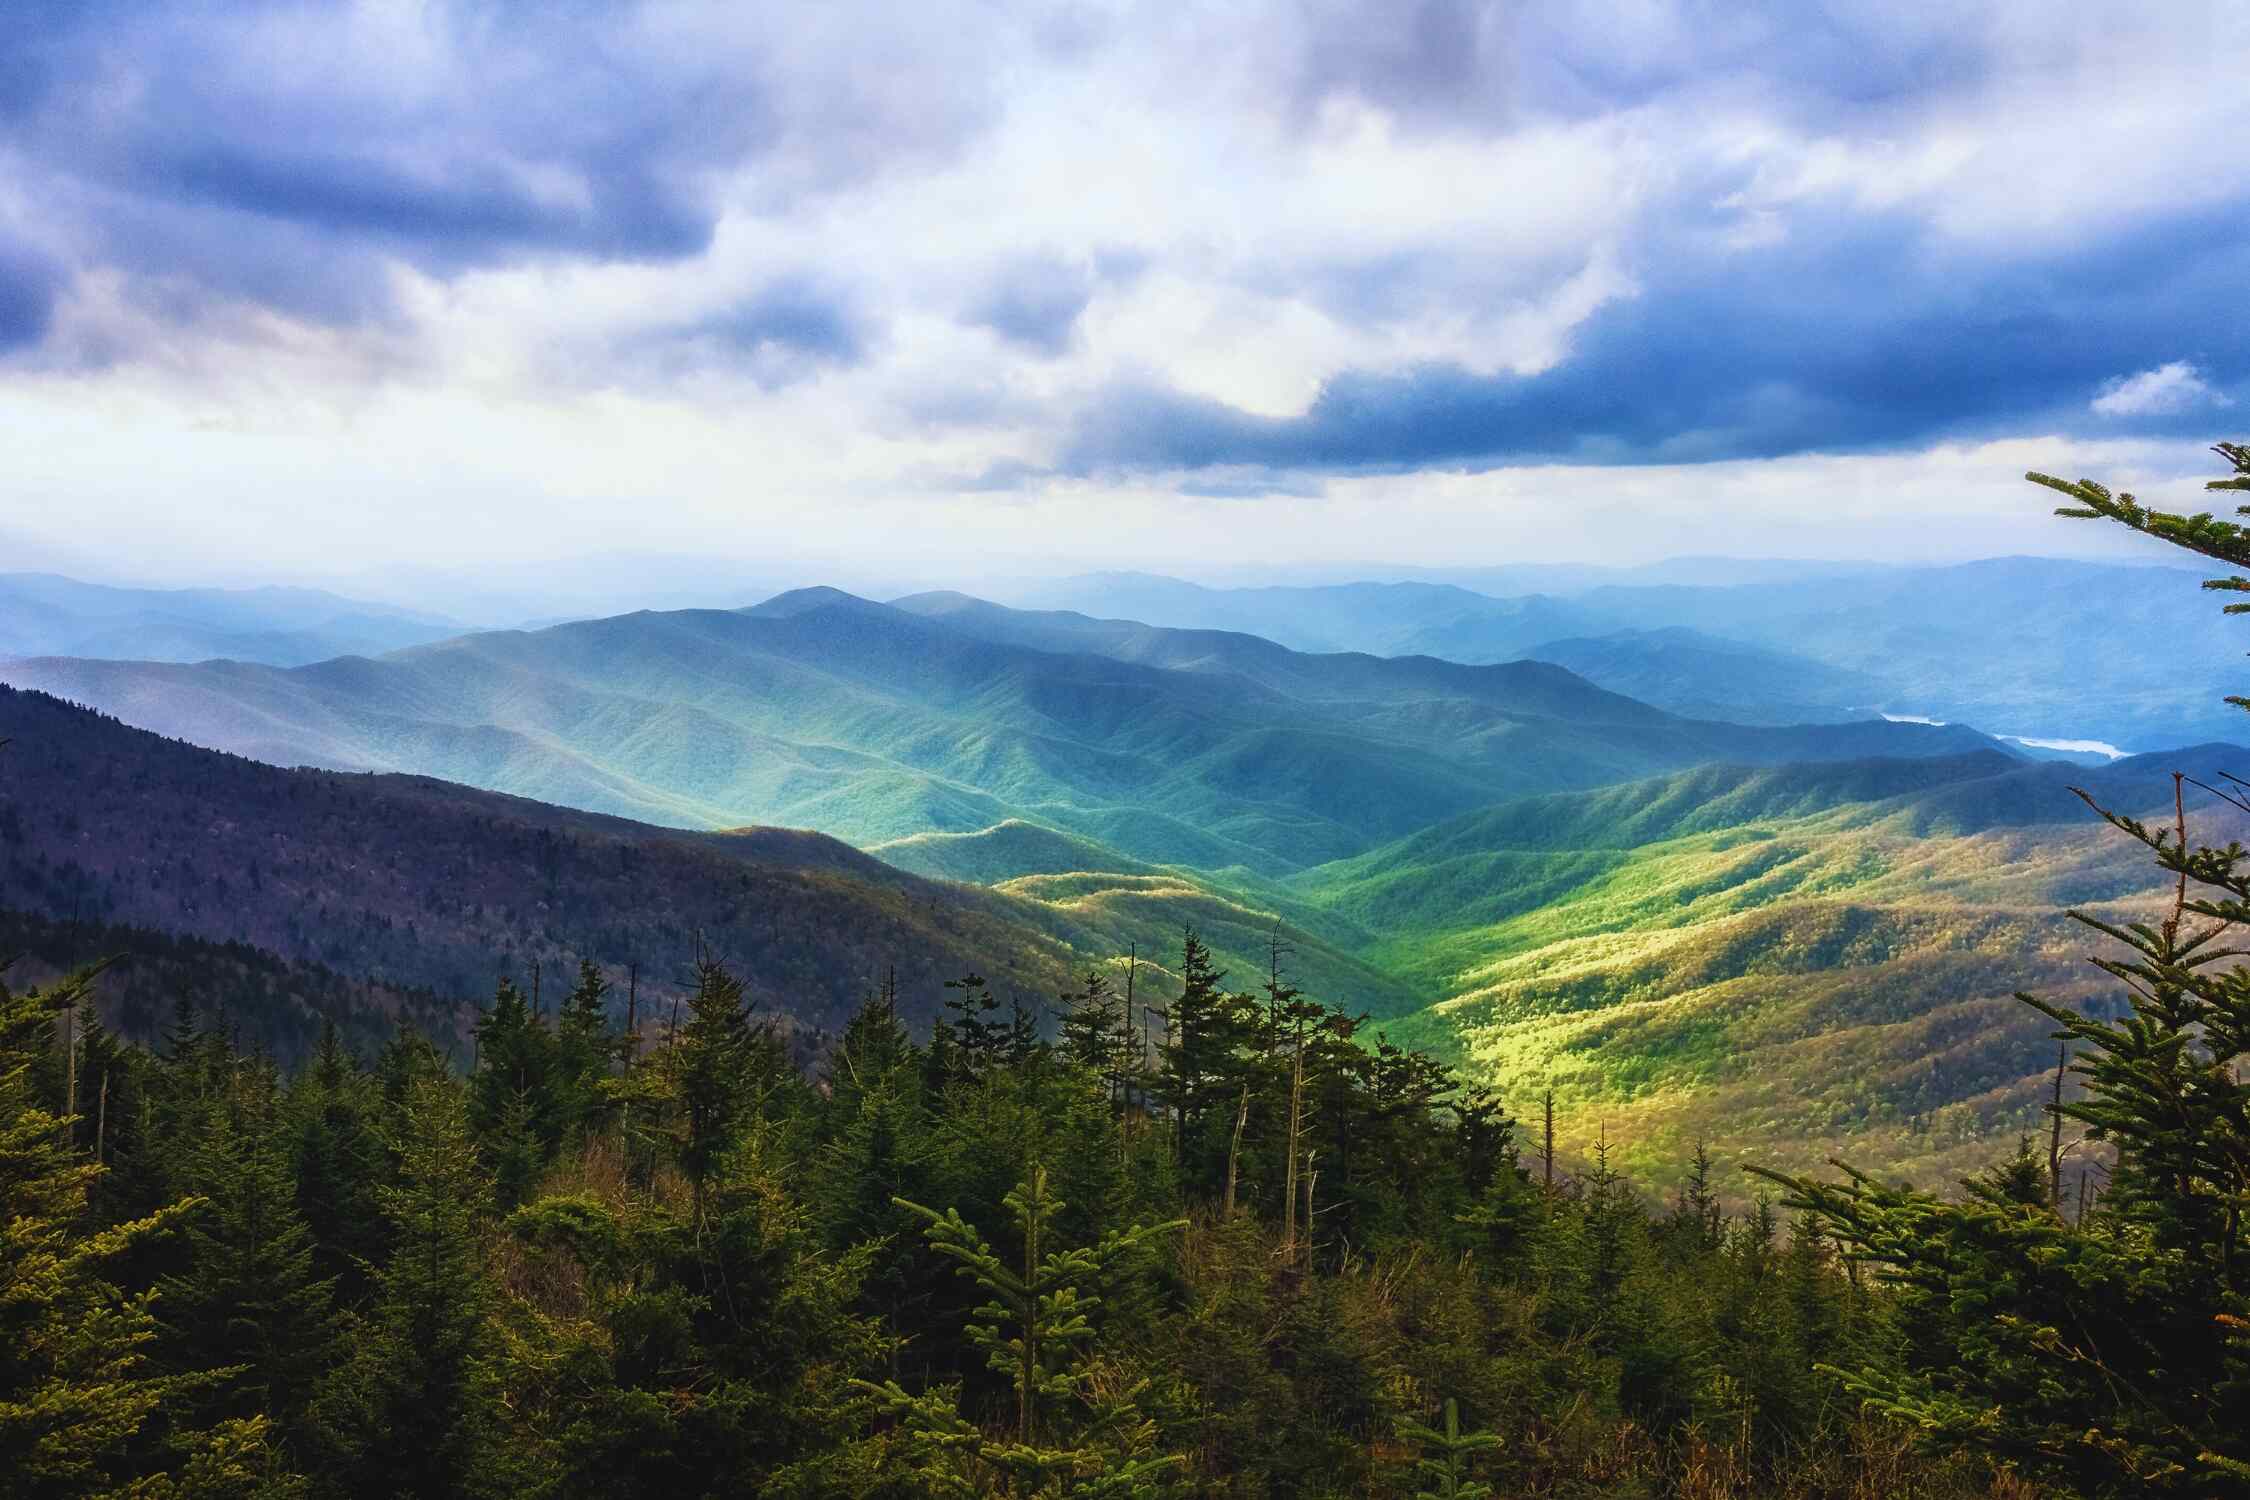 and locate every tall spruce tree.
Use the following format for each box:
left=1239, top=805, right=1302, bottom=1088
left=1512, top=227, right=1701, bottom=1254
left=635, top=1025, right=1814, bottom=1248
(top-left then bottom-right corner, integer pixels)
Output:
left=942, top=971, right=1010, bottom=1078
left=315, top=1074, right=506, bottom=1500
left=1759, top=441, right=2250, bottom=1495
left=669, top=953, right=782, bottom=1212
left=553, top=958, right=622, bottom=1143
left=856, top=1166, right=1187, bottom=1497
left=158, top=1055, right=336, bottom=1461
left=285, top=1020, right=384, bottom=1308
left=1152, top=930, right=1257, bottom=1196
left=0, top=962, right=279, bottom=1498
